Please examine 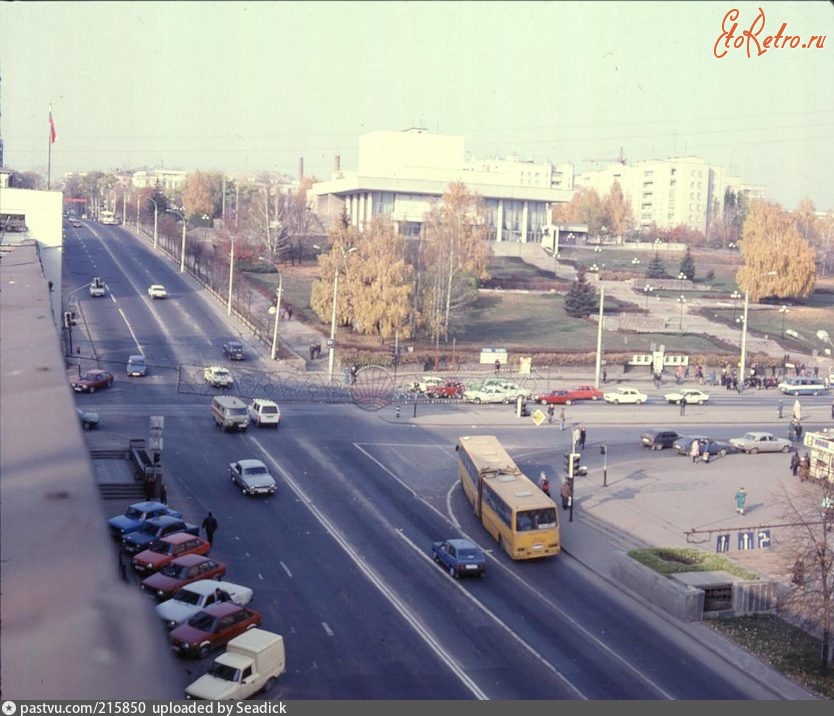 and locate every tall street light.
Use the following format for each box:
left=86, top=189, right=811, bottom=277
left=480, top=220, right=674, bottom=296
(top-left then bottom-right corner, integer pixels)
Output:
left=315, top=244, right=358, bottom=382
left=227, top=237, right=236, bottom=316
left=166, top=208, right=187, bottom=273
left=731, top=290, right=741, bottom=325
left=148, top=198, right=159, bottom=250
left=779, top=305, right=789, bottom=339
left=643, top=284, right=653, bottom=313
left=738, top=270, right=777, bottom=393
left=677, top=295, right=687, bottom=331
left=270, top=271, right=283, bottom=360
left=594, top=287, right=605, bottom=388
